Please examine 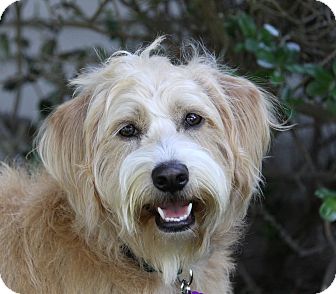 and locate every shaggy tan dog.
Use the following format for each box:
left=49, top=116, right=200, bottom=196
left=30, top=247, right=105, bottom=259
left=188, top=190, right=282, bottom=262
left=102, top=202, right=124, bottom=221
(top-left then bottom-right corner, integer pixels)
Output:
left=0, top=37, right=278, bottom=293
